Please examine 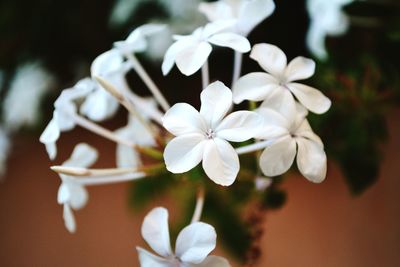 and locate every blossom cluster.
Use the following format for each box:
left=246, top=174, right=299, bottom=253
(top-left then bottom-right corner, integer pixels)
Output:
left=40, top=1, right=332, bottom=266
